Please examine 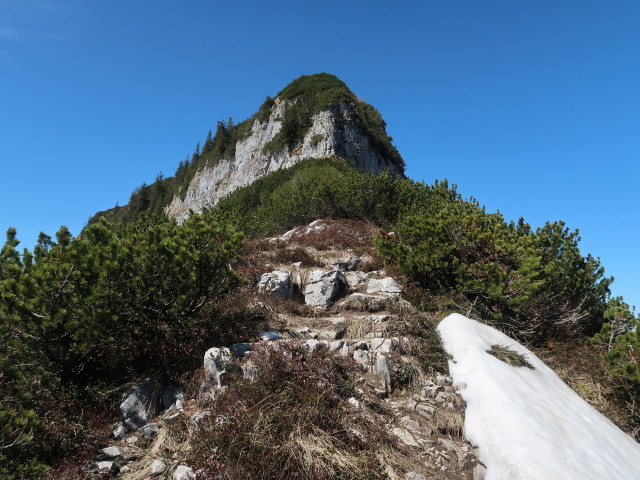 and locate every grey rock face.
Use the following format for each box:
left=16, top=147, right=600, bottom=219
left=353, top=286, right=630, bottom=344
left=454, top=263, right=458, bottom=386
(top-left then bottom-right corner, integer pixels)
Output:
left=304, top=269, right=347, bottom=309
left=120, top=378, right=163, bottom=431
left=166, top=101, right=403, bottom=223
left=258, top=270, right=294, bottom=299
